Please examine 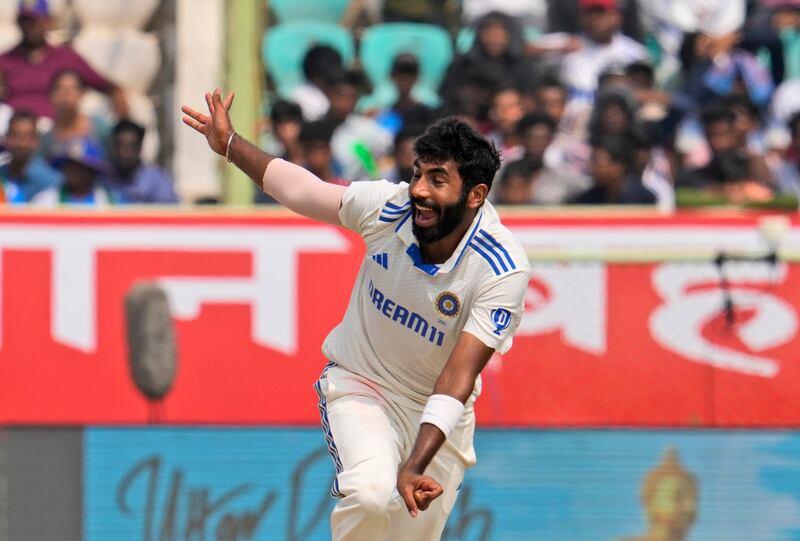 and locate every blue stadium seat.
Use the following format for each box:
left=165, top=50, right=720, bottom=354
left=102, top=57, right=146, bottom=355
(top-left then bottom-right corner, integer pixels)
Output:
left=358, top=23, right=453, bottom=111
left=455, top=25, right=542, bottom=55
left=268, top=0, right=351, bottom=24
left=262, top=22, right=355, bottom=98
